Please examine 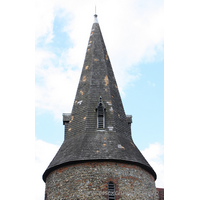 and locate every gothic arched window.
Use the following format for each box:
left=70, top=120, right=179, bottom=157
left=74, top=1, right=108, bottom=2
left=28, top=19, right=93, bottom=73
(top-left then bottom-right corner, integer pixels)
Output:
left=108, top=181, right=115, bottom=200
left=96, top=96, right=106, bottom=129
